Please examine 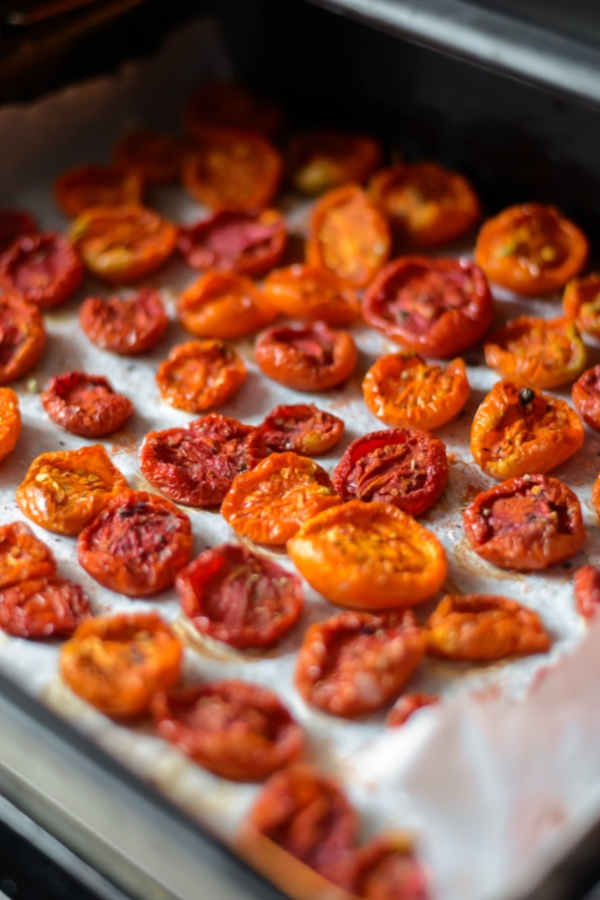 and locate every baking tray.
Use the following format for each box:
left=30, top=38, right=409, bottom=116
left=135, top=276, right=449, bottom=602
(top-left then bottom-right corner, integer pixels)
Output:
left=2, top=14, right=600, bottom=900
